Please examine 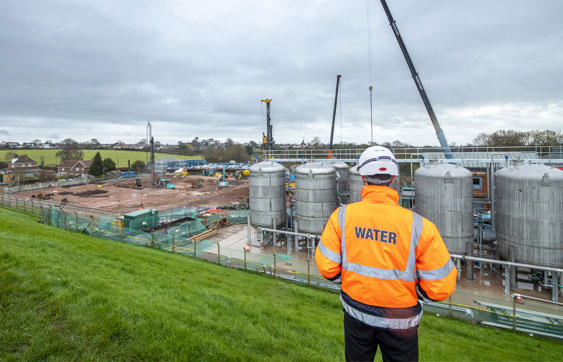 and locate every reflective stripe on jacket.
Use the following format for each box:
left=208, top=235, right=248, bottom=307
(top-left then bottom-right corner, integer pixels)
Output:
left=315, top=185, right=457, bottom=329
